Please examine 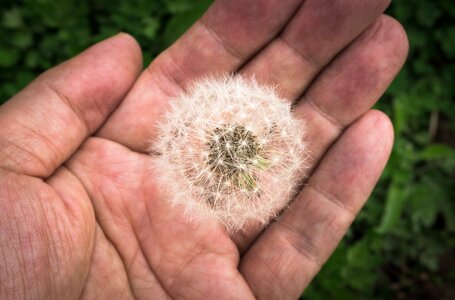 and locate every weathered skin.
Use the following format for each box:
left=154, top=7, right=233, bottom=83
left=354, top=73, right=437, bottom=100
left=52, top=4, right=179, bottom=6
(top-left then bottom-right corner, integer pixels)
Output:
left=0, top=0, right=408, bottom=299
